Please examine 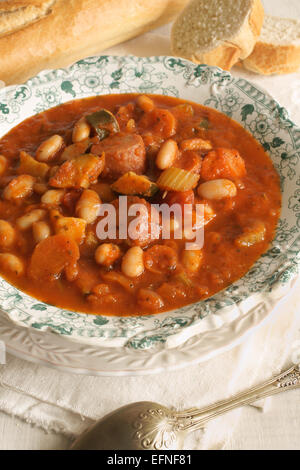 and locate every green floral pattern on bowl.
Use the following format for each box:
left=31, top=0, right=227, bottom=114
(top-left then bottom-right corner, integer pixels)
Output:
left=0, top=55, right=299, bottom=351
